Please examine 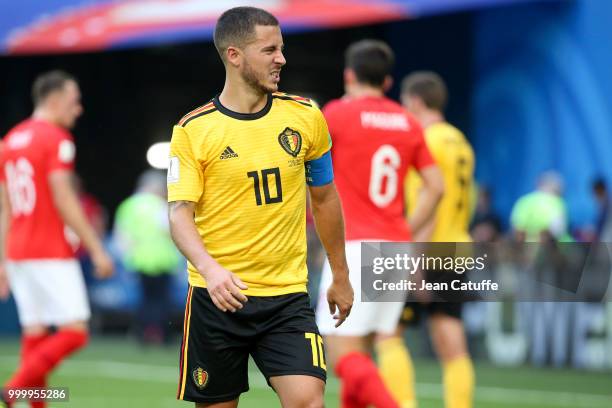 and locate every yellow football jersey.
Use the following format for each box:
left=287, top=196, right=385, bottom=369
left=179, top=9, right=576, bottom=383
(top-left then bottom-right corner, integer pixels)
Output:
left=405, top=122, right=475, bottom=242
left=168, top=92, right=331, bottom=296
